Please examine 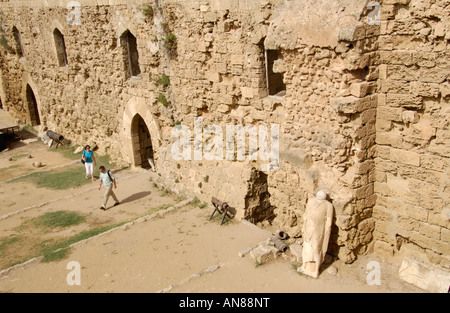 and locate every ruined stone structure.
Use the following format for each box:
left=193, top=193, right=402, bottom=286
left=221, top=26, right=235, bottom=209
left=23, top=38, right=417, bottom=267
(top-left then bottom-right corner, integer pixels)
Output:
left=0, top=0, right=448, bottom=272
